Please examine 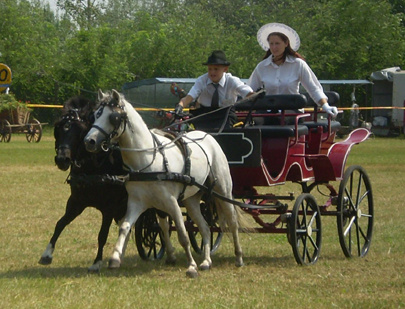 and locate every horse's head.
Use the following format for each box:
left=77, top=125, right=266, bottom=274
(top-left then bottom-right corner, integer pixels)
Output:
left=54, top=97, right=95, bottom=171
left=84, top=89, right=128, bottom=153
